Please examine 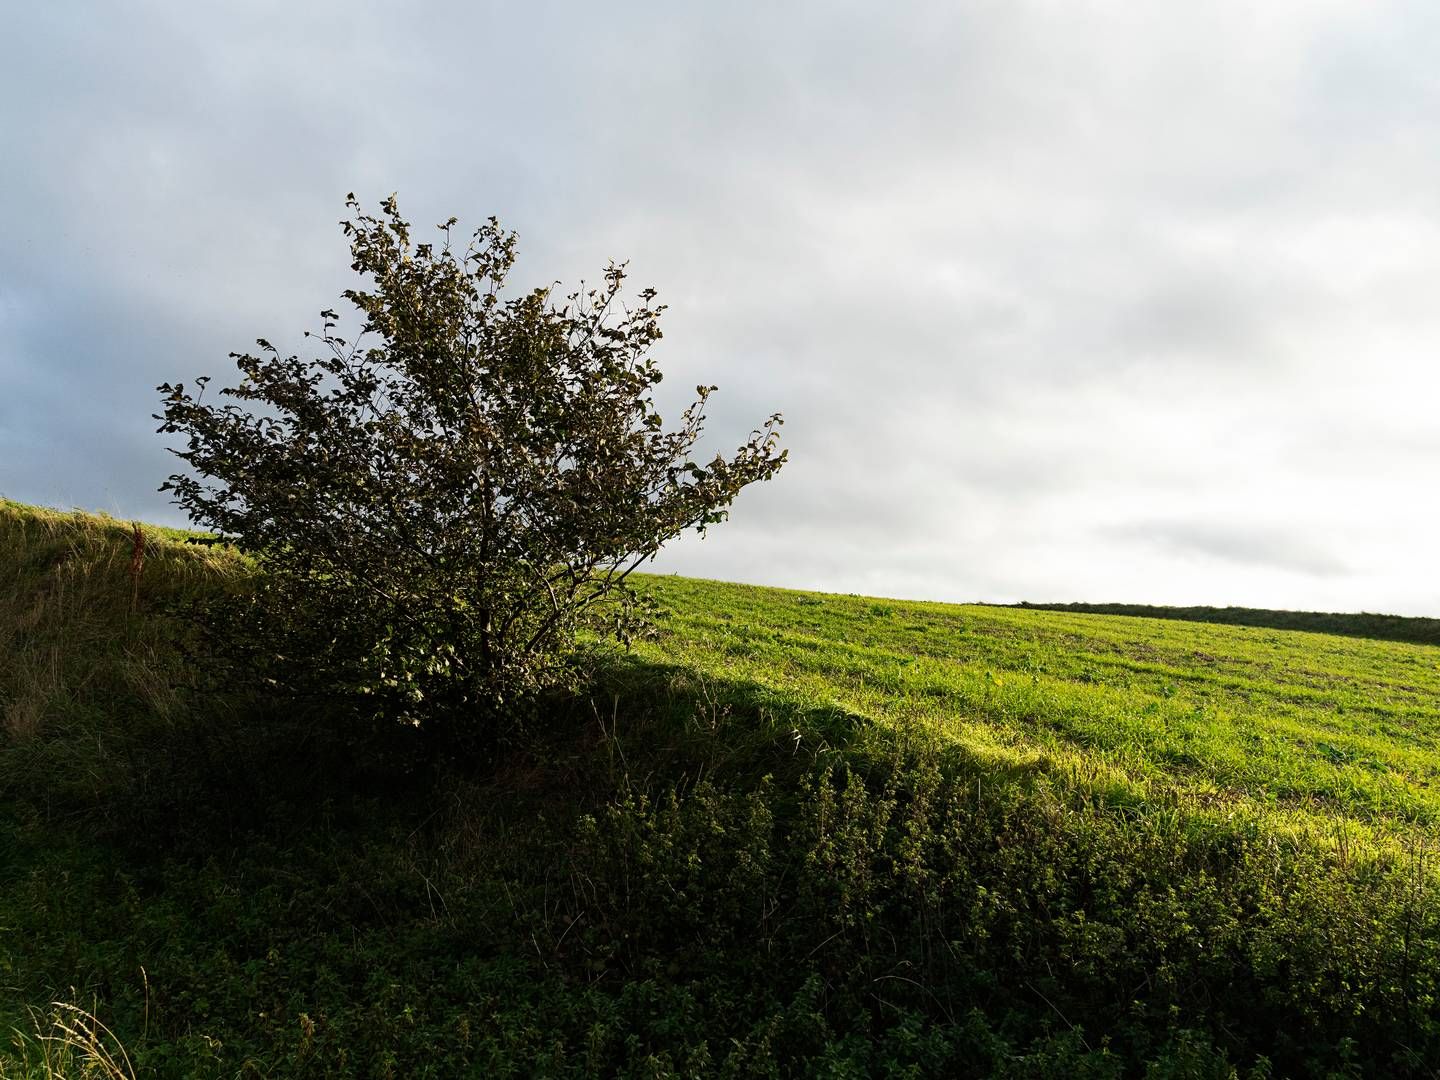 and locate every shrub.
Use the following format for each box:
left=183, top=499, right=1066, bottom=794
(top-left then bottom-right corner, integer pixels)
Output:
left=156, top=195, right=785, bottom=747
